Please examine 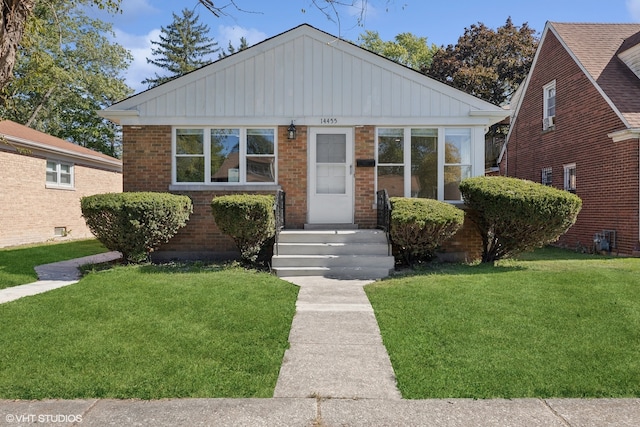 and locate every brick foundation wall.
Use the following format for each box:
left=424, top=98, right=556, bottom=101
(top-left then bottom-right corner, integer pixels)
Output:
left=505, top=31, right=640, bottom=254
left=438, top=206, right=483, bottom=262
left=0, top=149, right=122, bottom=248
